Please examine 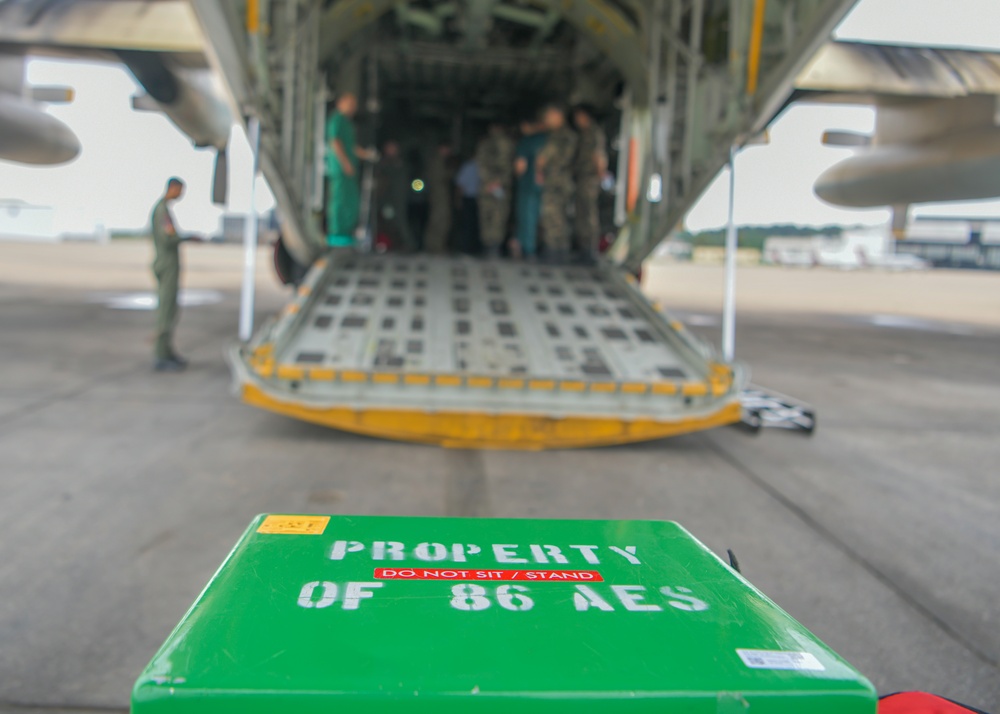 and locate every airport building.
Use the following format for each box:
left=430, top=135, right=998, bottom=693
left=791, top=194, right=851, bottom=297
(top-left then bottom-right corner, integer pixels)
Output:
left=897, top=216, right=1000, bottom=270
